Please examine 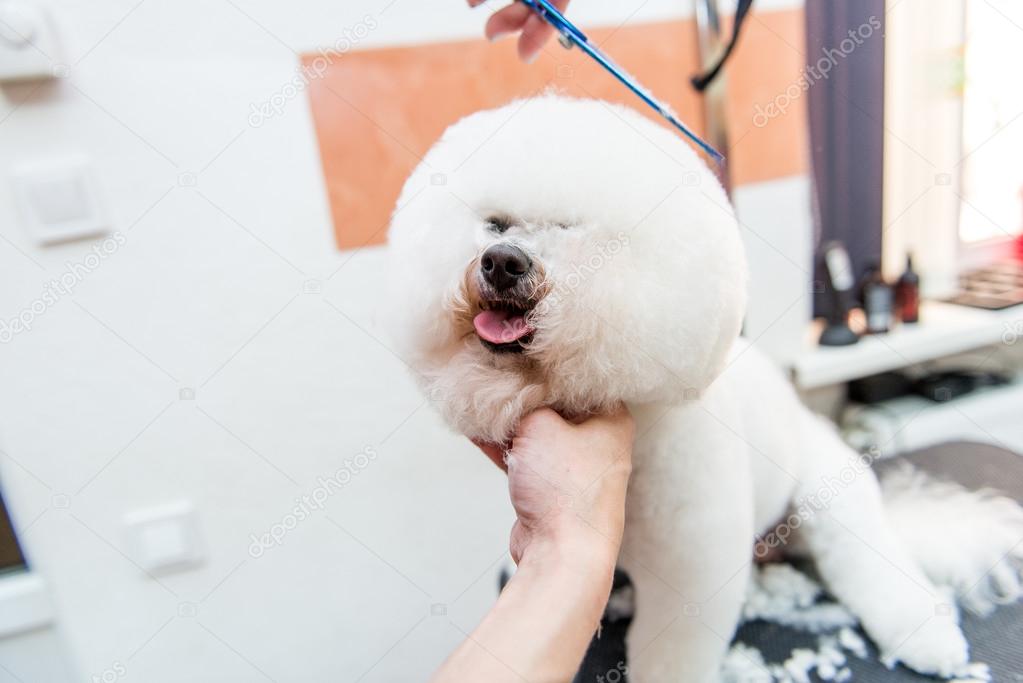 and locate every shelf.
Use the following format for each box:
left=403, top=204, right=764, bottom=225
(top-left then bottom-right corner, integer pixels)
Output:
left=791, top=301, right=1023, bottom=389
left=842, top=377, right=1023, bottom=456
